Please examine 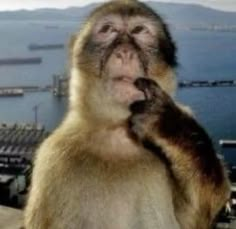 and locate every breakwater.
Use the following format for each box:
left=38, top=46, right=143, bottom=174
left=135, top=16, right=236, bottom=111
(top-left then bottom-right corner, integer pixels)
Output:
left=0, top=86, right=52, bottom=96
left=179, top=80, right=236, bottom=88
